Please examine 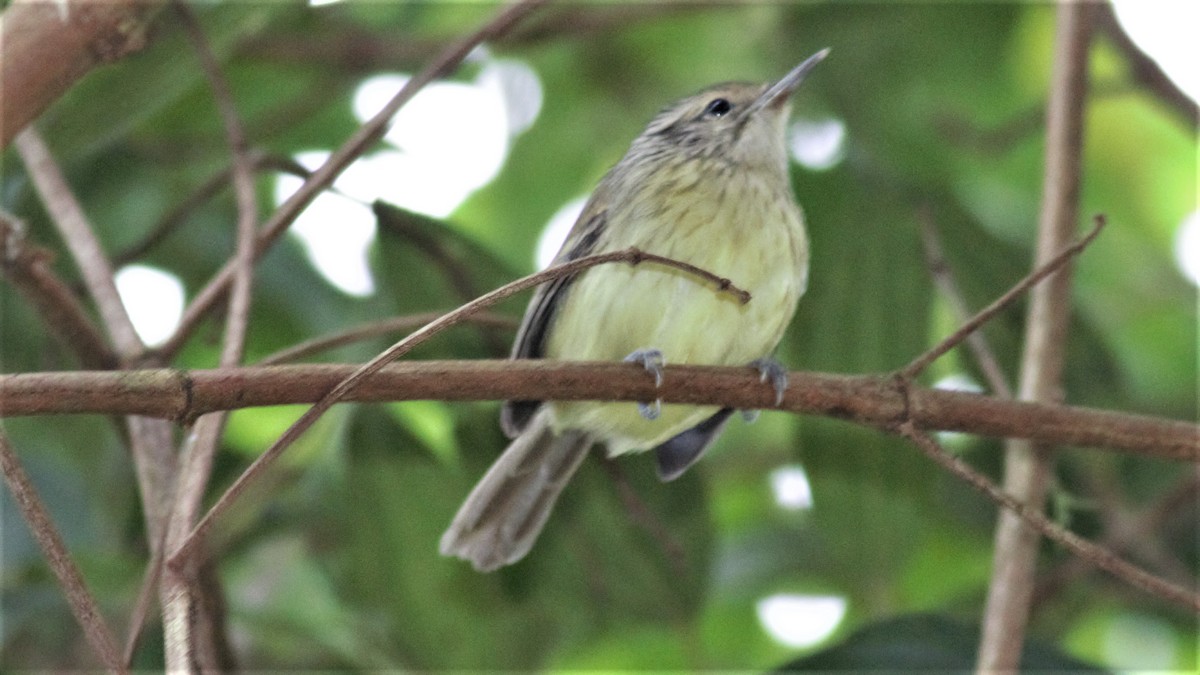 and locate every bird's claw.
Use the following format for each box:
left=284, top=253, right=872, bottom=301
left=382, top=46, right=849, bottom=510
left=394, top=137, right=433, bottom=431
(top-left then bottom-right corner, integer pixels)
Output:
left=750, top=357, right=789, bottom=406
left=638, top=399, right=662, bottom=420
left=625, top=348, right=665, bottom=420
left=624, top=348, right=665, bottom=387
